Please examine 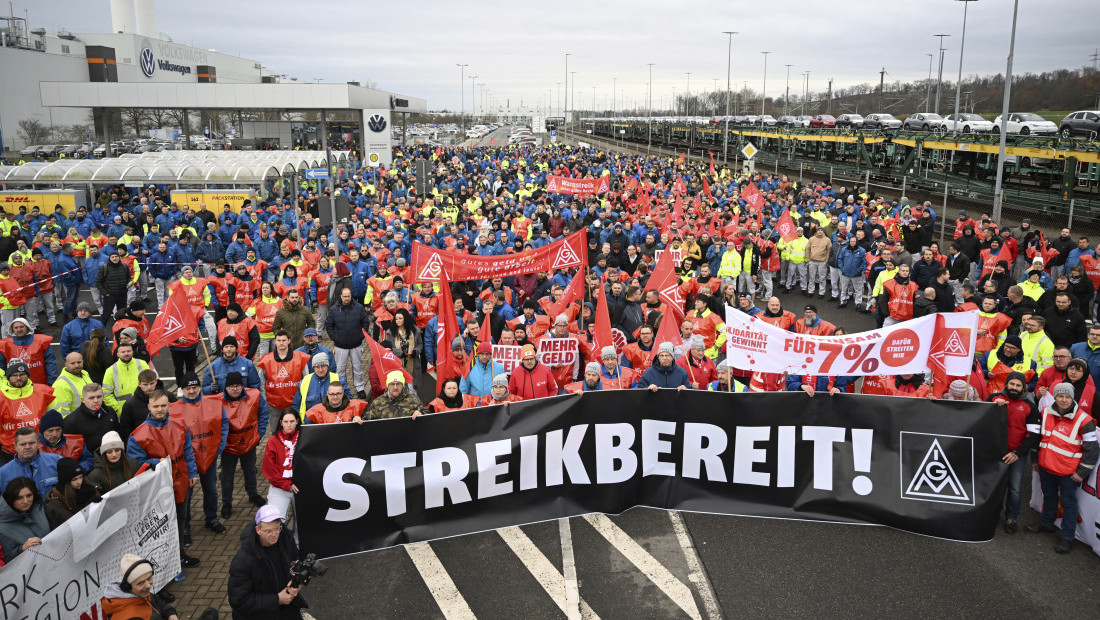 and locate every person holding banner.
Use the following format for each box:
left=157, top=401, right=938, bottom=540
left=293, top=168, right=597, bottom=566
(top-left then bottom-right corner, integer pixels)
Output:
left=365, top=371, right=425, bottom=420
left=509, top=344, right=559, bottom=400
left=786, top=372, right=853, bottom=397
left=678, top=336, right=716, bottom=390
left=639, top=343, right=691, bottom=391
left=708, top=360, right=750, bottom=392
left=1028, top=382, right=1099, bottom=553
left=596, top=346, right=640, bottom=390
left=428, top=378, right=482, bottom=412
left=565, top=362, right=605, bottom=393
left=305, top=381, right=369, bottom=423
left=479, top=374, right=522, bottom=405
left=989, top=372, right=1041, bottom=534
